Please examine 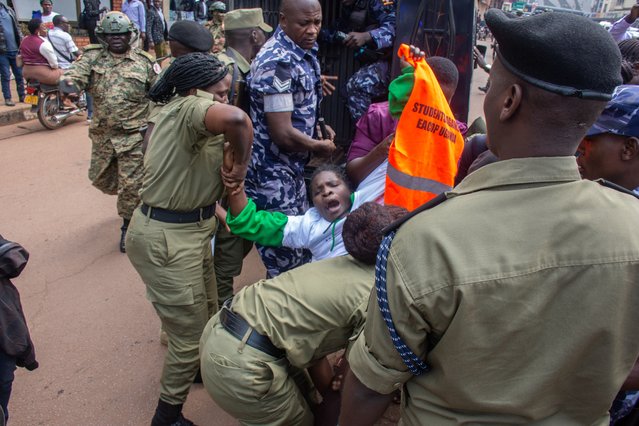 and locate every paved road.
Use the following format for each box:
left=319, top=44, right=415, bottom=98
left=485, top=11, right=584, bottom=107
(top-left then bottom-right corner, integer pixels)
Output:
left=0, top=117, right=265, bottom=425
left=0, top=55, right=489, bottom=425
